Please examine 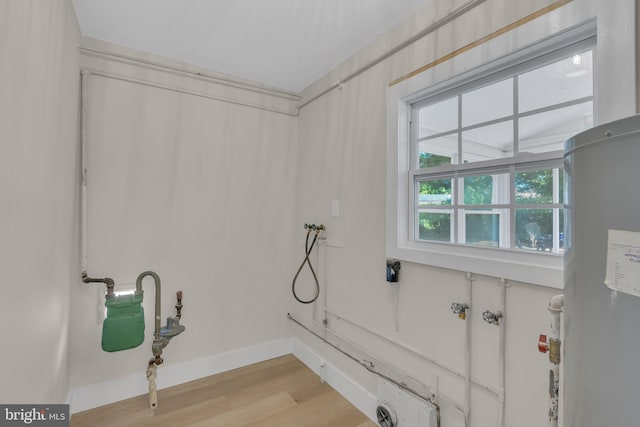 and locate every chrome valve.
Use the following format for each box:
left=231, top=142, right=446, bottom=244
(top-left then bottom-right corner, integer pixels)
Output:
left=482, top=310, right=503, bottom=325
left=304, top=223, right=325, bottom=232
left=451, top=302, right=469, bottom=320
